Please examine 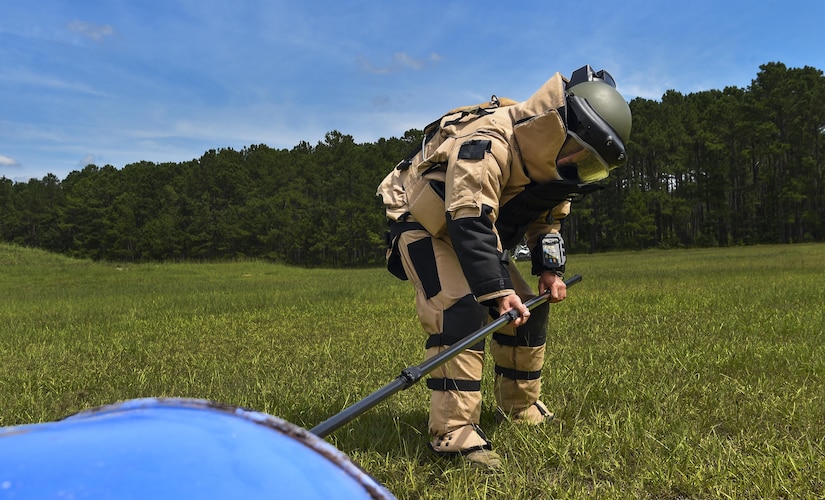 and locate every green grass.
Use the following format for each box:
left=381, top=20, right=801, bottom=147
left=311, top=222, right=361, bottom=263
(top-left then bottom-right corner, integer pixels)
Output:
left=2, top=243, right=824, bottom=498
